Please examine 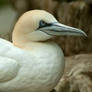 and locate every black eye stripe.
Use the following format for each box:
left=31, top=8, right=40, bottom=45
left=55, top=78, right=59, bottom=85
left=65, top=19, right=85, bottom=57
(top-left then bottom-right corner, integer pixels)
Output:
left=38, top=20, right=53, bottom=29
